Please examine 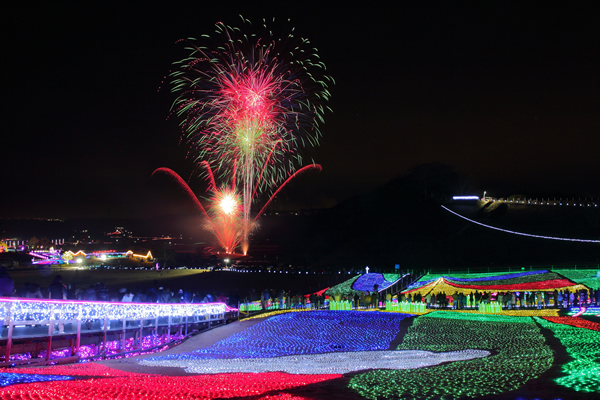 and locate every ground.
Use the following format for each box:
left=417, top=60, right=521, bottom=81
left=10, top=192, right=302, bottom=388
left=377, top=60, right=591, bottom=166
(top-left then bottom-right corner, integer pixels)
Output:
left=0, top=310, right=598, bottom=399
